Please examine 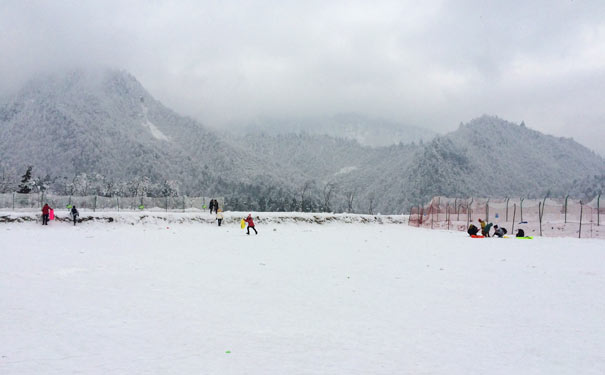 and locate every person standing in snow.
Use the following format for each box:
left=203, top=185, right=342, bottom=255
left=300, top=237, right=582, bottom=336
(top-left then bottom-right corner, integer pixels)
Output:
left=42, top=203, right=52, bottom=225
left=208, top=199, right=215, bottom=214
left=244, top=213, right=257, bottom=235
left=478, top=218, right=486, bottom=234
left=70, top=206, right=79, bottom=226
left=216, top=208, right=224, bottom=227
left=213, top=199, right=219, bottom=214
left=483, top=222, right=493, bottom=237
